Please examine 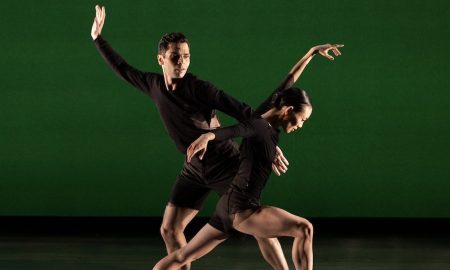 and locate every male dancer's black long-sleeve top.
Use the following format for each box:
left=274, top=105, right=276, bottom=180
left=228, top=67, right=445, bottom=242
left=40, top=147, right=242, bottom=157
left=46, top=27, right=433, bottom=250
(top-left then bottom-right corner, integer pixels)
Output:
left=94, top=36, right=254, bottom=155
